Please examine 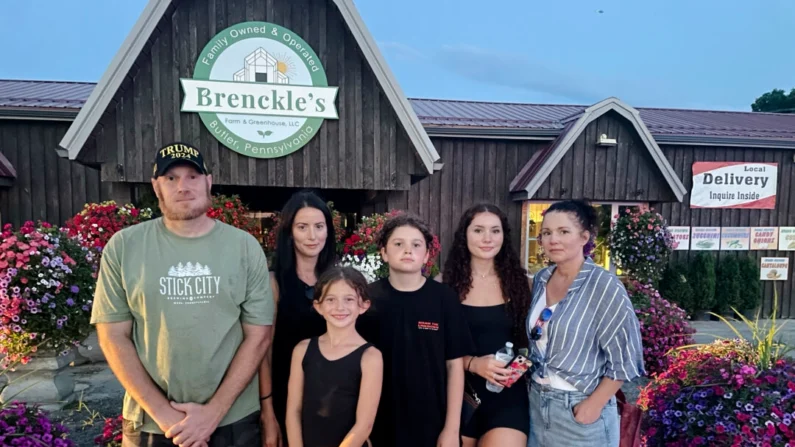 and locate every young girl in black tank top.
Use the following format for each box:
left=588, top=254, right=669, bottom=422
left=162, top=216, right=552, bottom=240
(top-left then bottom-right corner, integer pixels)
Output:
left=286, top=266, right=383, bottom=447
